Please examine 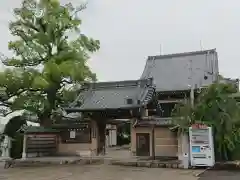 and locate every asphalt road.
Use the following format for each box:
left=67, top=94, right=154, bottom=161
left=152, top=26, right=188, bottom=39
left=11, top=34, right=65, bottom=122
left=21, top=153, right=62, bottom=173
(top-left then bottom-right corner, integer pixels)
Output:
left=199, top=170, right=240, bottom=180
